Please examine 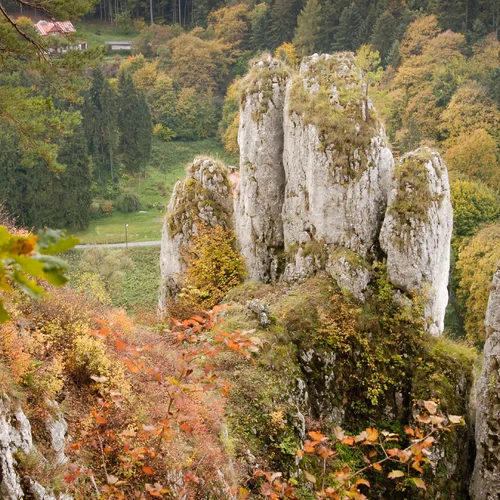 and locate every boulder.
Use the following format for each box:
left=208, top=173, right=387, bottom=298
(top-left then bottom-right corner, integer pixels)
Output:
left=159, top=158, right=233, bottom=312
